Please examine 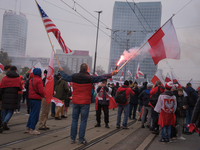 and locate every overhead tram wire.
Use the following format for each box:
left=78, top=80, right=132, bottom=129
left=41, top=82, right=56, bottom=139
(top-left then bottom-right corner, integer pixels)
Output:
left=70, top=0, right=128, bottom=46
left=132, top=0, right=153, bottom=32
left=0, top=7, right=94, bottom=27
left=60, top=0, right=125, bottom=47
left=175, top=0, right=193, bottom=15
left=126, top=0, right=148, bottom=33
